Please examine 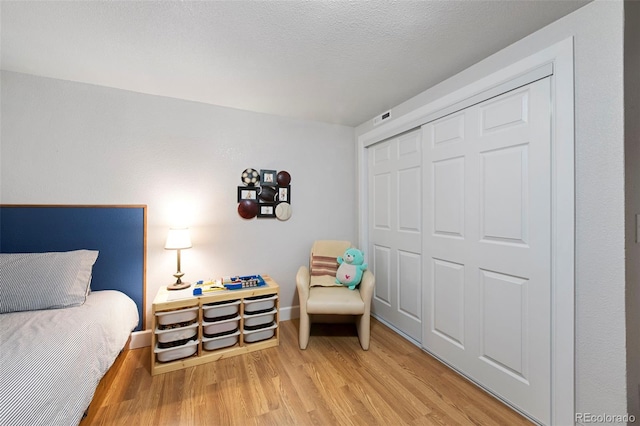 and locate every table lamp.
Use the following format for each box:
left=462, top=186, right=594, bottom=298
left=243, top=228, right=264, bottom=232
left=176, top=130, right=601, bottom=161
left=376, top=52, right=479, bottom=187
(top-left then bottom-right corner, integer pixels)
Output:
left=165, top=227, right=192, bottom=290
